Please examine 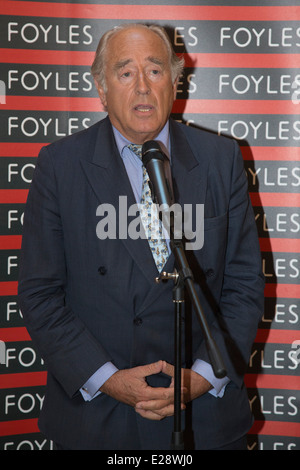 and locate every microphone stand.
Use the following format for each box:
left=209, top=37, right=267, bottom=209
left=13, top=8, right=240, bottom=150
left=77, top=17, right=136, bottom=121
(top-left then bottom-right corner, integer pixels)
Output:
left=141, top=140, right=226, bottom=450
left=156, top=213, right=227, bottom=451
